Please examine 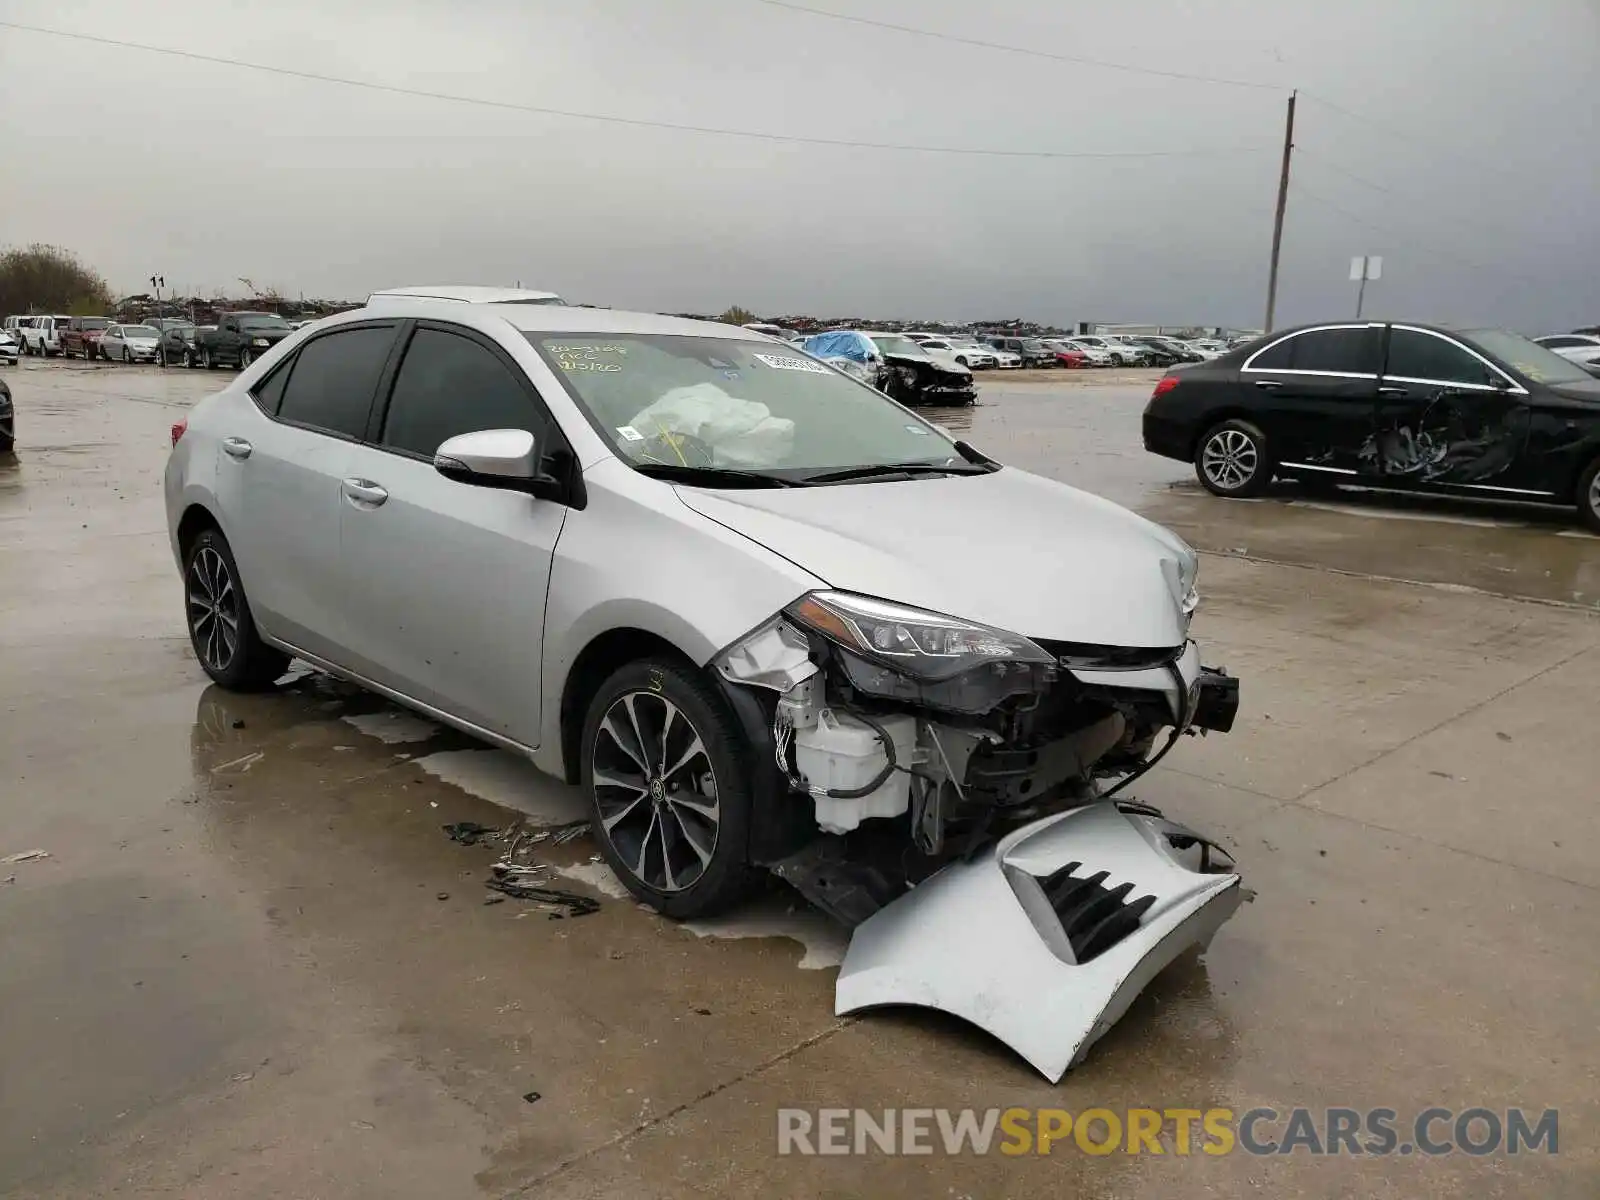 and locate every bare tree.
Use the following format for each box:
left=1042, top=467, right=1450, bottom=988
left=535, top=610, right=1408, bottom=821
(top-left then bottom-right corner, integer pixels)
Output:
left=717, top=305, right=758, bottom=326
left=0, top=244, right=113, bottom=316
